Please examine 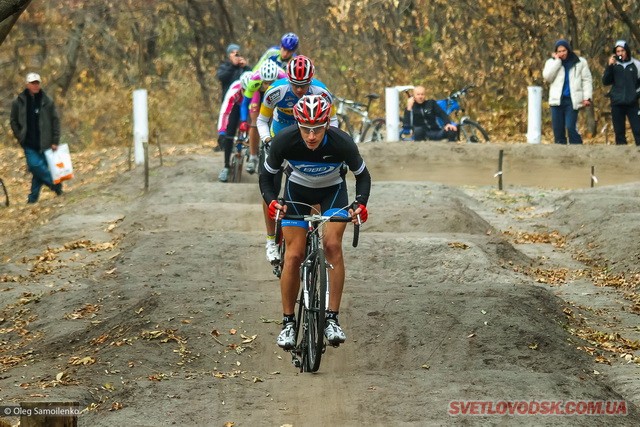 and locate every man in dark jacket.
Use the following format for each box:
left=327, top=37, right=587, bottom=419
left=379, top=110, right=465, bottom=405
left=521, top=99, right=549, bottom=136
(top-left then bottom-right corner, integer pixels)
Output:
left=602, top=40, right=640, bottom=145
left=10, top=72, right=63, bottom=203
left=216, top=43, right=251, bottom=99
left=402, top=85, right=458, bottom=141
left=214, top=44, right=251, bottom=151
